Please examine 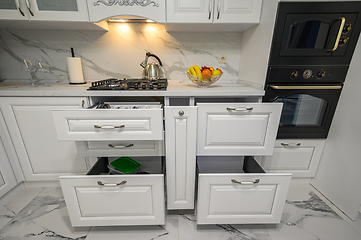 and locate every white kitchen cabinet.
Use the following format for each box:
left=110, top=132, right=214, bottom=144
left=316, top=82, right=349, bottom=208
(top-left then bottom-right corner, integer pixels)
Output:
left=0, top=97, right=88, bottom=182
left=51, top=104, right=163, bottom=141
left=87, top=0, right=166, bottom=23
left=167, top=0, right=262, bottom=23
left=0, top=111, right=18, bottom=198
left=259, top=139, right=325, bottom=178
left=0, top=0, right=26, bottom=20
left=197, top=103, right=282, bottom=156
left=0, top=0, right=89, bottom=21
left=196, top=156, right=291, bottom=224
left=165, top=106, right=197, bottom=210
left=60, top=157, right=165, bottom=227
